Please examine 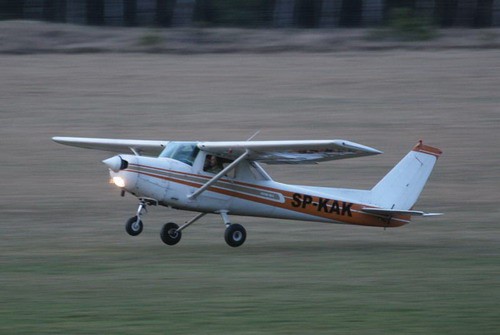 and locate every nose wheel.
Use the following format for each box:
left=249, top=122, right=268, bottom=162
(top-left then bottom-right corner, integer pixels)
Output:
left=125, top=216, right=143, bottom=236
left=125, top=198, right=157, bottom=237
